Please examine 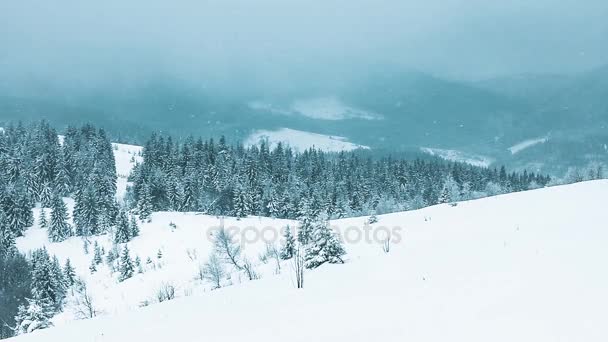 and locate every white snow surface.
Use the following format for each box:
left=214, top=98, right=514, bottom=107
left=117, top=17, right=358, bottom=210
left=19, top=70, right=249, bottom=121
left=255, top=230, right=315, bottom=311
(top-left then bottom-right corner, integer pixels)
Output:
left=421, top=147, right=493, bottom=167
left=509, top=136, right=550, bottom=154
left=245, top=128, right=369, bottom=152
left=112, top=142, right=143, bottom=199
left=12, top=180, right=608, bottom=342
left=248, top=97, right=382, bottom=121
